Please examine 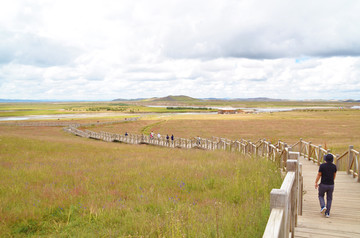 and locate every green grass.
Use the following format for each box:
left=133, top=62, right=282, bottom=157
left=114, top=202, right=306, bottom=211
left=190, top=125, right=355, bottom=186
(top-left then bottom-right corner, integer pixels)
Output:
left=0, top=132, right=282, bottom=237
